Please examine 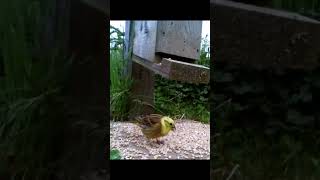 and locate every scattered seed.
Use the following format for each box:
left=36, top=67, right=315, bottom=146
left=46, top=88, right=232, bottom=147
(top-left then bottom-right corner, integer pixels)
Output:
left=110, top=120, right=210, bottom=160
